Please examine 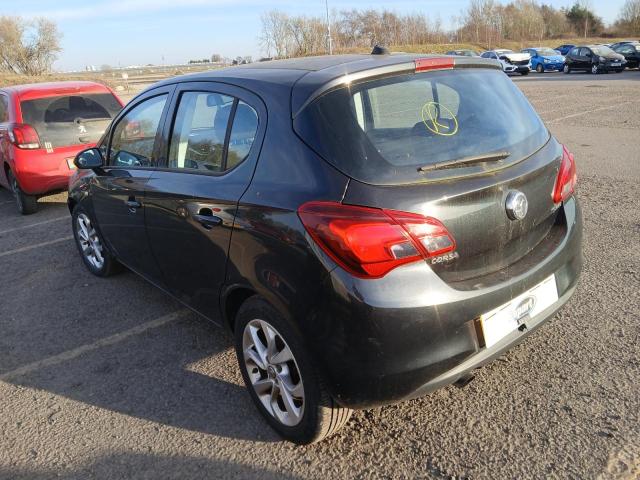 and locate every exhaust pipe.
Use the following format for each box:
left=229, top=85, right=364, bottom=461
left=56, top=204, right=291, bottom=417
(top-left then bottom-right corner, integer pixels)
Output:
left=454, top=373, right=475, bottom=388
